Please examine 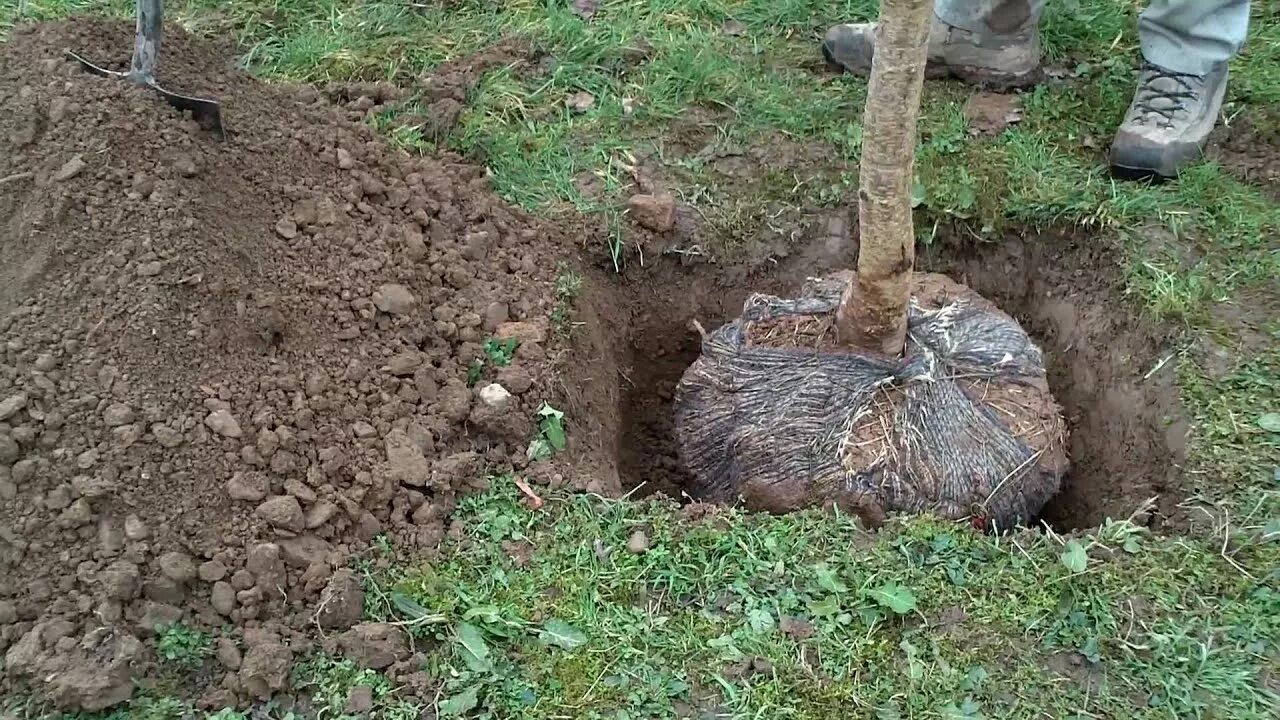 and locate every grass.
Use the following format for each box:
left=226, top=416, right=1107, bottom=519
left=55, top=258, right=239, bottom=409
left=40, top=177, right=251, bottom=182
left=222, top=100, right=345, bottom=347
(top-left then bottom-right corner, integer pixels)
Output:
left=1, top=1, right=1277, bottom=719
